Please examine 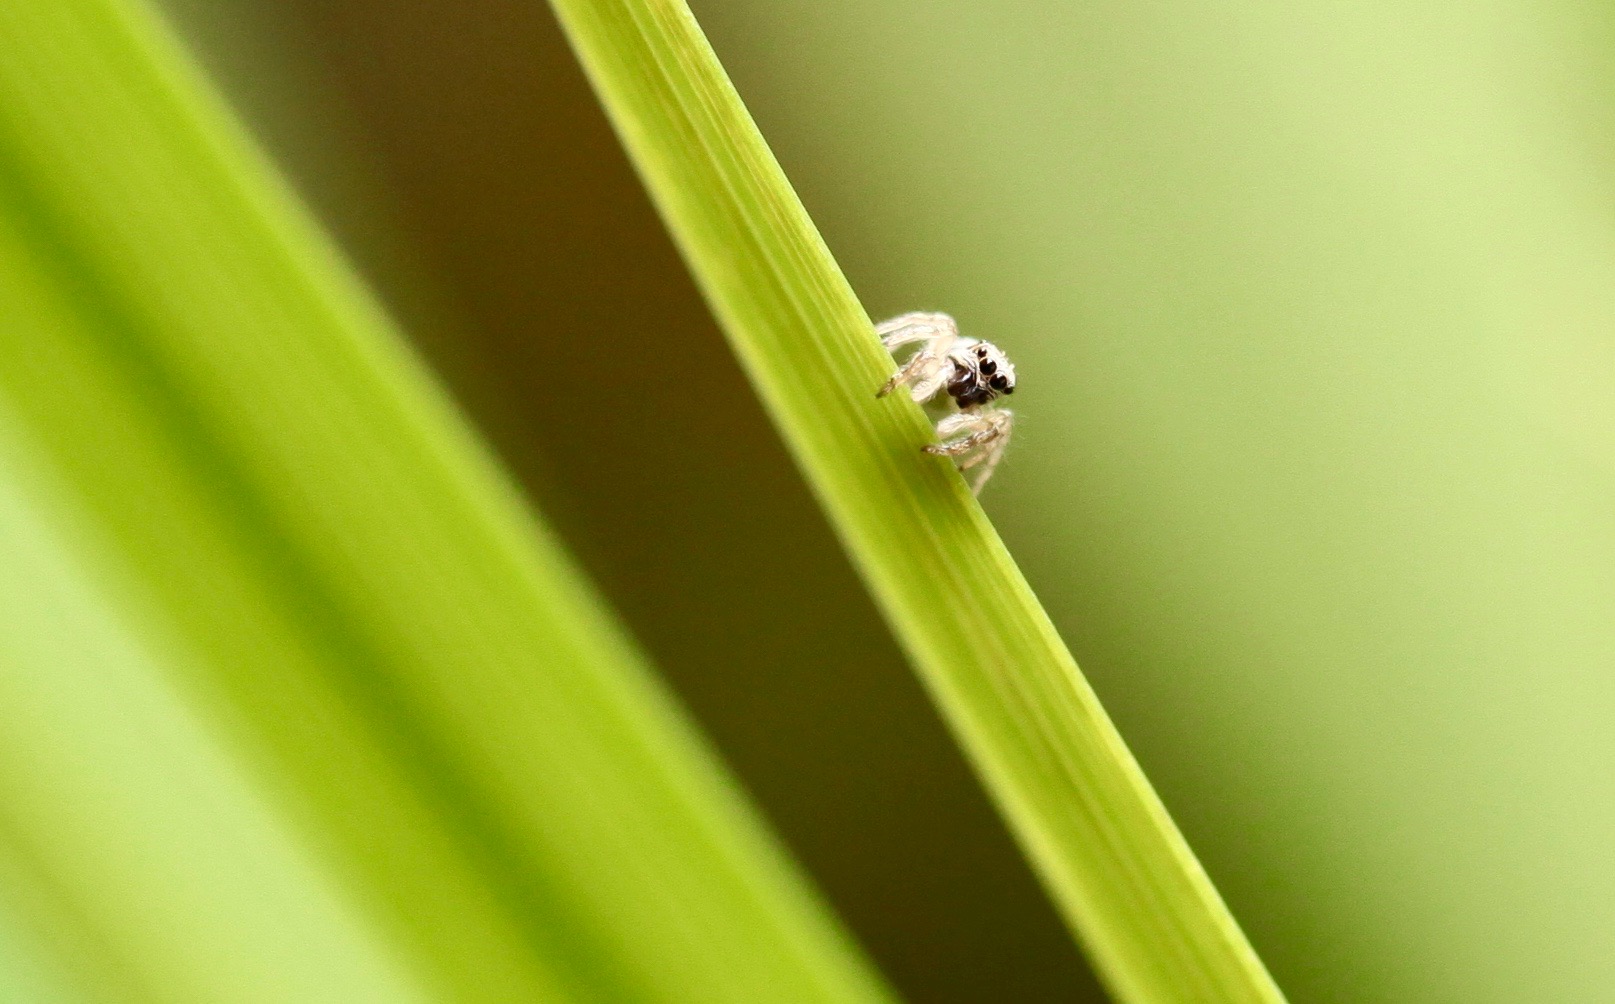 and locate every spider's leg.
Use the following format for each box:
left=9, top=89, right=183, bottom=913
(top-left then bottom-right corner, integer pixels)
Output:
left=877, top=330, right=957, bottom=400
left=878, top=323, right=939, bottom=353
left=878, top=313, right=949, bottom=343
left=960, top=418, right=1013, bottom=495
left=923, top=409, right=1013, bottom=493
left=876, top=313, right=960, bottom=357
left=874, top=312, right=928, bottom=336
left=908, top=355, right=958, bottom=402
left=954, top=411, right=1013, bottom=467
left=923, top=409, right=1007, bottom=455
